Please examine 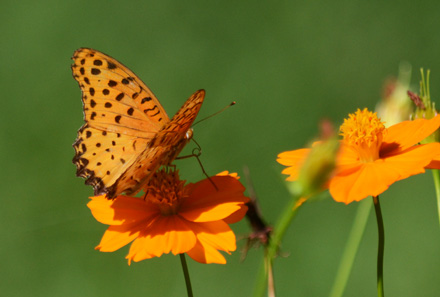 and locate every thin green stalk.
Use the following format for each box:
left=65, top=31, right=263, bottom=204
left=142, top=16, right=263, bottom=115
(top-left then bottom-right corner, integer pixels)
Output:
left=431, top=170, right=440, bottom=227
left=329, top=199, right=372, bottom=297
left=254, top=196, right=301, bottom=297
left=373, top=196, right=385, bottom=297
left=180, top=254, right=193, bottom=297
left=255, top=254, right=268, bottom=297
